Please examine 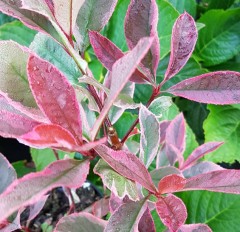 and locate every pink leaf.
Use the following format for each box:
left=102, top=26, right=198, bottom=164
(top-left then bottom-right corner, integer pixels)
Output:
left=138, top=207, right=156, bottom=232
left=92, top=198, right=110, bottom=218
left=0, top=153, right=16, bottom=194
left=19, top=124, right=78, bottom=150
left=0, top=209, right=22, bottom=232
left=105, top=198, right=148, bottom=232
left=164, top=12, right=198, bottom=81
left=54, top=212, right=107, bottom=232
left=91, top=37, right=153, bottom=140
left=176, top=224, right=212, bottom=232
left=125, top=0, right=160, bottom=82
left=156, top=194, right=187, bottom=232
left=89, top=31, right=148, bottom=83
left=158, top=174, right=186, bottom=194
left=27, top=54, right=82, bottom=144
left=0, top=106, right=39, bottom=139
left=0, top=159, right=89, bottom=222
left=160, top=120, right=171, bottom=144
left=167, top=71, right=240, bottom=104
left=184, top=170, right=240, bottom=194
left=109, top=193, right=132, bottom=214
left=95, top=144, right=157, bottom=194
left=165, top=113, right=186, bottom=167
left=182, top=161, right=223, bottom=178
left=181, top=142, right=223, bottom=170
left=0, top=0, right=58, bottom=39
